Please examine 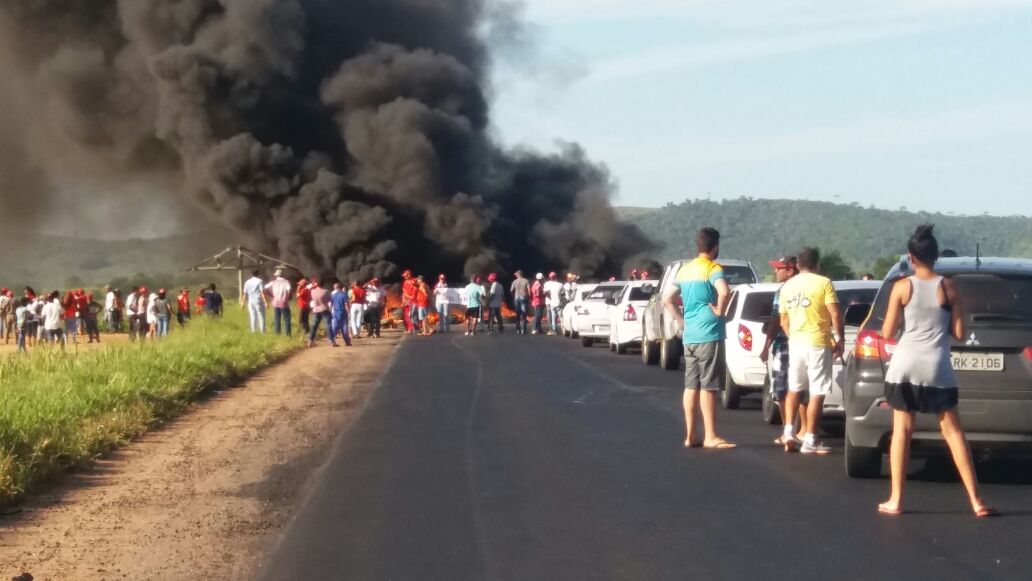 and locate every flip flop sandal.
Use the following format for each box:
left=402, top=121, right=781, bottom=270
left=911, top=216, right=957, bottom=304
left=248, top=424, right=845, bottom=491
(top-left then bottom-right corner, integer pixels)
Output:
left=974, top=506, right=999, bottom=518
left=703, top=440, right=737, bottom=450
left=683, top=440, right=703, bottom=448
